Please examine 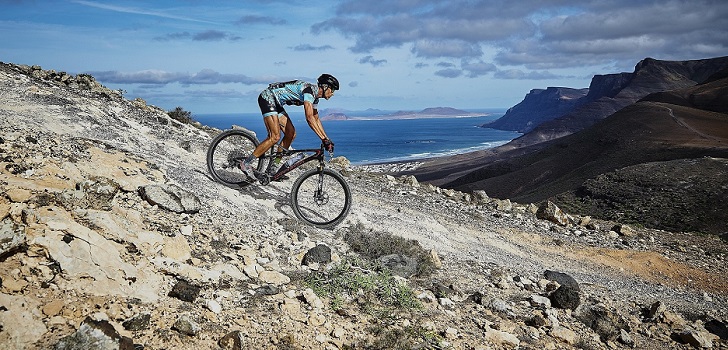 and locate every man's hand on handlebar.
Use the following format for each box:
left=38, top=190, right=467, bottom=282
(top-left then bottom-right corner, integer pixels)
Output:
left=322, top=138, right=334, bottom=153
